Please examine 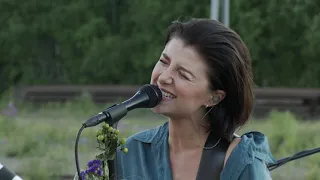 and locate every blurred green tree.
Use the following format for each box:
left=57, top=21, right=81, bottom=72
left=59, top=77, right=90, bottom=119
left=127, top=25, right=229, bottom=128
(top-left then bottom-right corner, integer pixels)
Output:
left=0, top=0, right=319, bottom=95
